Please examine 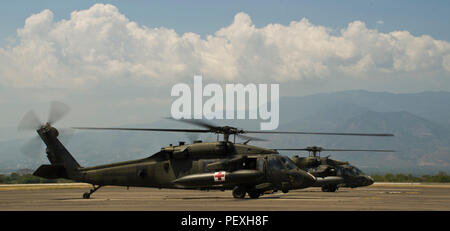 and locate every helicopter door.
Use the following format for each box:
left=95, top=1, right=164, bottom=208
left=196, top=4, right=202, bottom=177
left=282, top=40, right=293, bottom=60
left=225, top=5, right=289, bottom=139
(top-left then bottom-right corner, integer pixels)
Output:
left=257, top=158, right=265, bottom=172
